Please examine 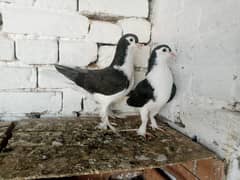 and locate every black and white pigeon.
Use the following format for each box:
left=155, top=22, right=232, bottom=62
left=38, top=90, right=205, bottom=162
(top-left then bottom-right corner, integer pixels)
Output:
left=55, top=34, right=139, bottom=131
left=127, top=45, right=176, bottom=136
